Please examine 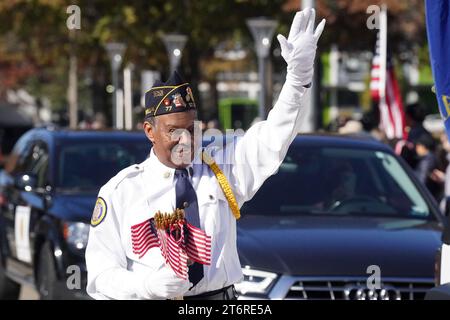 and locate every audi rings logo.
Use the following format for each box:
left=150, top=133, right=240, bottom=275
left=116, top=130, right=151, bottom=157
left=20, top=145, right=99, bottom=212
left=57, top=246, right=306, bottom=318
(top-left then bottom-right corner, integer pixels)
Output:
left=344, top=285, right=401, bottom=300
